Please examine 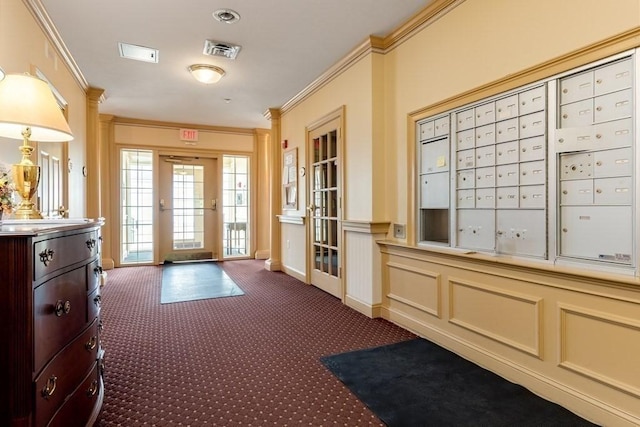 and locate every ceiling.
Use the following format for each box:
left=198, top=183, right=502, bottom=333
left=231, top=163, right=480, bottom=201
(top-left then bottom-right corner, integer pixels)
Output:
left=37, top=0, right=431, bottom=130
